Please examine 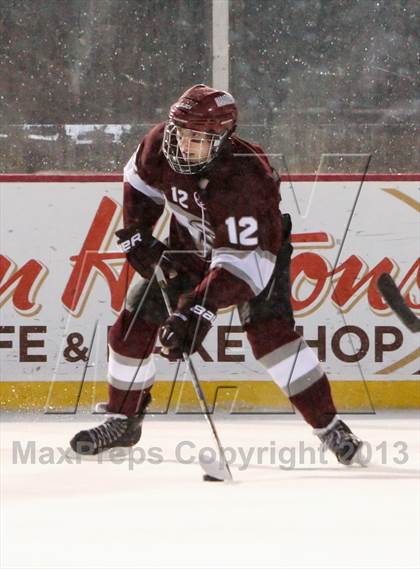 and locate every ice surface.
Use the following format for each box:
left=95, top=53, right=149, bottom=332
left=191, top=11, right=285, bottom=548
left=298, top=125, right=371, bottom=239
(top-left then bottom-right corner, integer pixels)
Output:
left=1, top=412, right=419, bottom=569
